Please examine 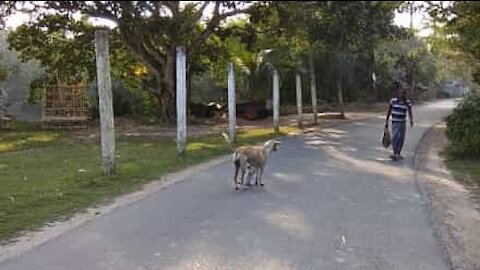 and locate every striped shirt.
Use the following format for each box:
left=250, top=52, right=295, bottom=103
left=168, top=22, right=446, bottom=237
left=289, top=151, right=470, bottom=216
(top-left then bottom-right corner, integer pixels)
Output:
left=389, top=97, right=411, bottom=122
